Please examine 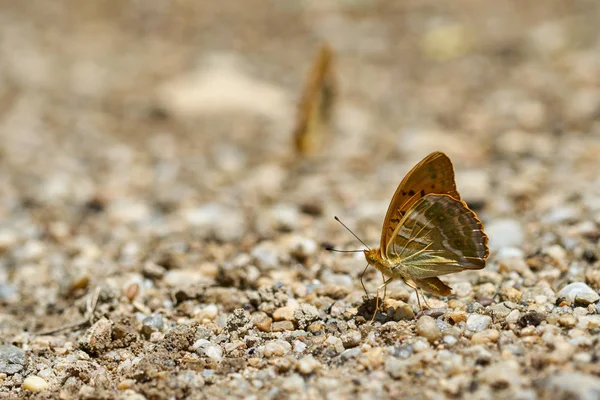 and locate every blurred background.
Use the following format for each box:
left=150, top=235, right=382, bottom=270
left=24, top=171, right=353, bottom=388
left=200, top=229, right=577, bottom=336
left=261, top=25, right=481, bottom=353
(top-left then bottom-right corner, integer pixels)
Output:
left=1, top=0, right=600, bottom=327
